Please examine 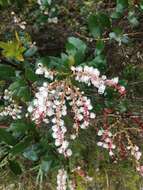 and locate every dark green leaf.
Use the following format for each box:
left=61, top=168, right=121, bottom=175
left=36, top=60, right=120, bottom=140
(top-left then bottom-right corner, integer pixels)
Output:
left=9, top=79, right=26, bottom=91
left=9, top=160, right=22, bottom=175
left=116, top=0, right=128, bottom=13
left=10, top=120, right=35, bottom=134
left=0, top=64, right=15, bottom=80
left=98, top=13, right=111, bottom=28
left=0, top=128, right=16, bottom=145
left=95, top=40, right=105, bottom=55
left=25, top=67, right=38, bottom=82
left=88, top=55, right=107, bottom=71
left=117, top=0, right=128, bottom=8
left=66, top=37, right=86, bottom=64
left=17, top=86, right=31, bottom=102
left=88, top=14, right=102, bottom=38
left=9, top=79, right=31, bottom=102
left=10, top=136, right=32, bottom=155
left=88, top=13, right=110, bottom=38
